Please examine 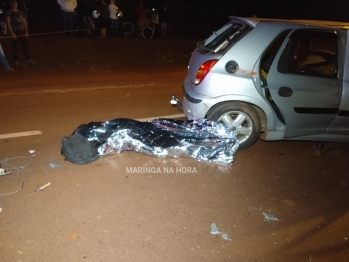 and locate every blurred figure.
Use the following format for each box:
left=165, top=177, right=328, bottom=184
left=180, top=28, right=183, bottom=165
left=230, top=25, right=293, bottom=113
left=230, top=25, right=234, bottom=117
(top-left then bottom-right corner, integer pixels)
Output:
left=57, top=0, right=77, bottom=36
left=0, top=43, right=13, bottom=71
left=108, top=0, right=120, bottom=36
left=6, top=0, right=36, bottom=66
left=136, top=1, right=147, bottom=37
left=97, top=0, right=109, bottom=37
left=159, top=5, right=169, bottom=38
left=149, top=6, right=159, bottom=37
